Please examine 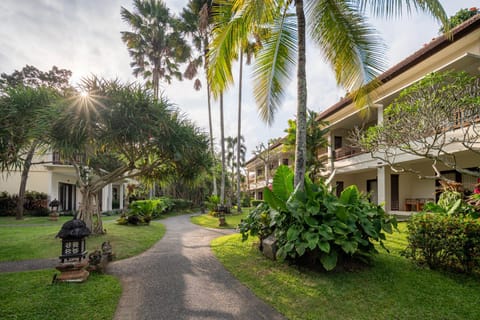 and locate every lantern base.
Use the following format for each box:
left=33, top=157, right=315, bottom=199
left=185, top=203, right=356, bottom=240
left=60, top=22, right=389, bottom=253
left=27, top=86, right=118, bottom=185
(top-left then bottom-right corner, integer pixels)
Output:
left=55, top=260, right=90, bottom=283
